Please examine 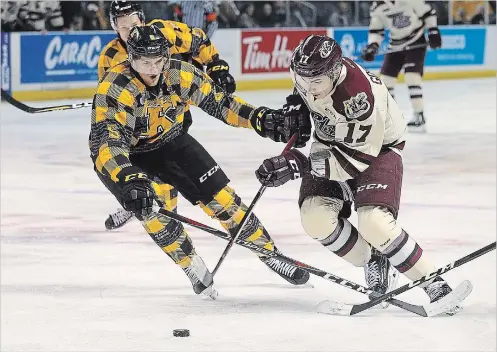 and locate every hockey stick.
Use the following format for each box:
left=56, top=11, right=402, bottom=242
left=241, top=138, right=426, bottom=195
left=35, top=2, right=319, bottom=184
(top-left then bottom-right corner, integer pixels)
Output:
left=211, top=133, right=298, bottom=276
left=157, top=206, right=429, bottom=316
left=379, top=43, right=428, bottom=56
left=327, top=242, right=496, bottom=316
left=1, top=89, right=92, bottom=114
left=354, top=43, right=428, bottom=61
